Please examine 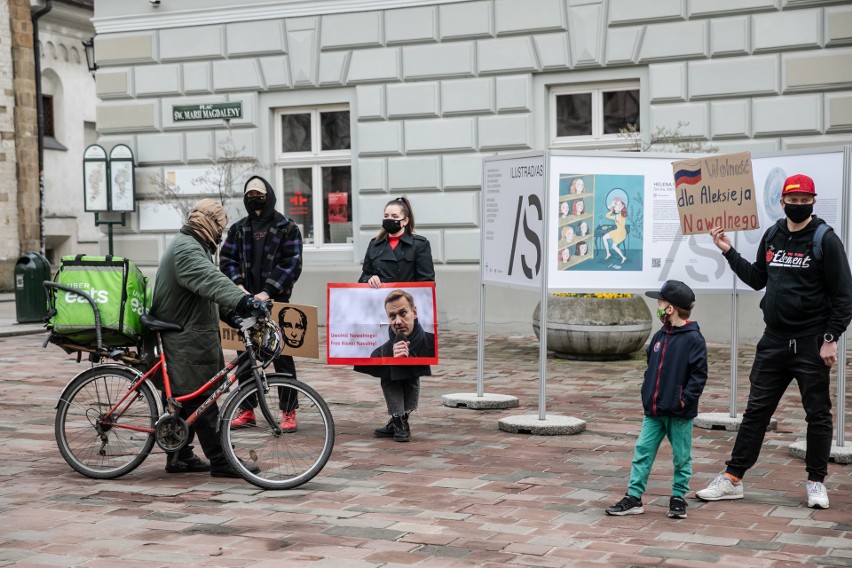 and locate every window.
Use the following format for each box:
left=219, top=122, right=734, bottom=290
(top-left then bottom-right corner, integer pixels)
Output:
left=550, top=82, right=640, bottom=150
left=42, top=94, right=67, bottom=151
left=43, top=95, right=55, bottom=138
left=275, top=106, right=351, bottom=247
